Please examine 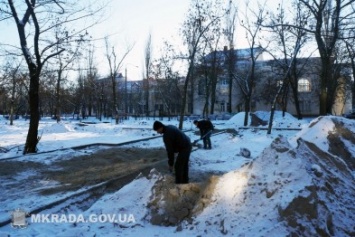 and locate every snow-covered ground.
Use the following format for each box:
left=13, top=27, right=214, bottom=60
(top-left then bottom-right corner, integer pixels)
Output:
left=0, top=112, right=354, bottom=236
